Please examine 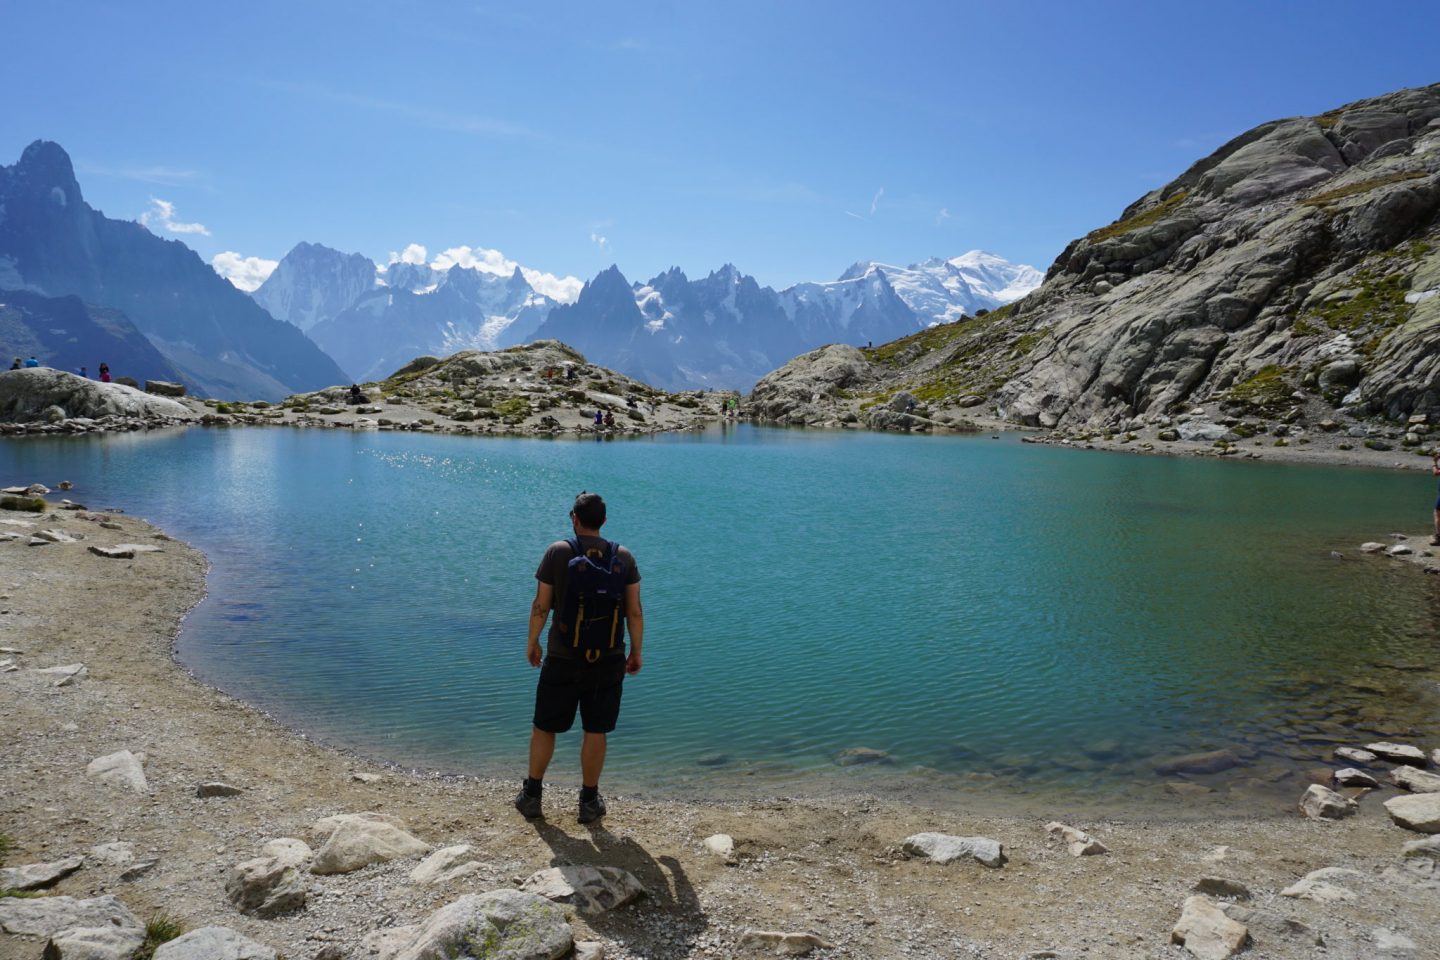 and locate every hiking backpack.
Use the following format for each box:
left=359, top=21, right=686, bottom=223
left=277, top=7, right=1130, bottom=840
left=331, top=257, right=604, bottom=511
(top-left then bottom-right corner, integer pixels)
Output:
left=556, top=537, right=628, bottom=662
